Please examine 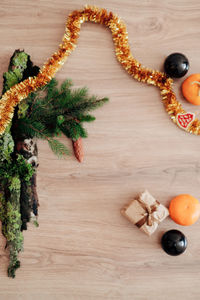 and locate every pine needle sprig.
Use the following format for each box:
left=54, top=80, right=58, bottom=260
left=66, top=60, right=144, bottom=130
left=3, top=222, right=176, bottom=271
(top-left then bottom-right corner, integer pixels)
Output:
left=66, top=97, right=109, bottom=116
left=16, top=78, right=109, bottom=155
left=60, top=79, right=73, bottom=92
left=48, top=138, right=70, bottom=158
